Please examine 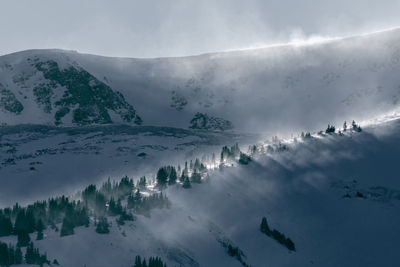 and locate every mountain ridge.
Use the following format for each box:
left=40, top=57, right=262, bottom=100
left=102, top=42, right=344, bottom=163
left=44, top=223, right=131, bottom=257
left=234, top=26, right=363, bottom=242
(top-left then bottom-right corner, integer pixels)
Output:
left=2, top=27, right=400, bottom=134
